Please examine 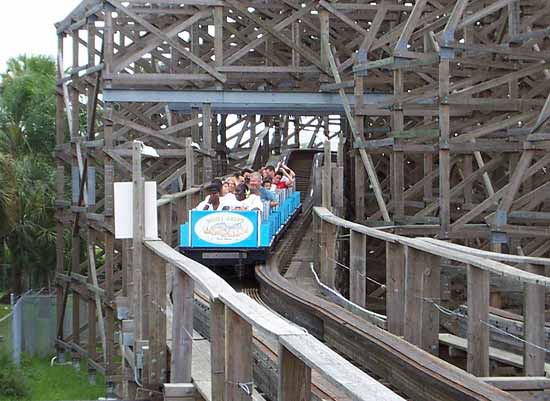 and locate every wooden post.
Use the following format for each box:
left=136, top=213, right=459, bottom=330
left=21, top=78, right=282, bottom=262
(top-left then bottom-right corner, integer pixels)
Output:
left=349, top=230, right=367, bottom=308
left=320, top=221, right=337, bottom=289
left=171, top=269, right=194, bottom=383
left=225, top=308, right=253, bottom=401
left=87, top=232, right=97, bottom=383
left=386, top=242, right=405, bottom=336
left=404, top=248, right=440, bottom=355
left=523, top=263, right=545, bottom=376
left=185, top=138, right=195, bottom=219
left=354, top=75, right=366, bottom=222
left=211, top=300, right=225, bottom=401
left=322, top=141, right=332, bottom=210
left=203, top=104, right=213, bottom=183
left=149, top=254, right=167, bottom=385
left=278, top=345, right=311, bottom=401
left=71, top=232, right=81, bottom=368
left=467, top=265, right=490, bottom=377
left=392, top=69, right=405, bottom=220
left=132, top=141, right=145, bottom=343
left=438, top=59, right=451, bottom=238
